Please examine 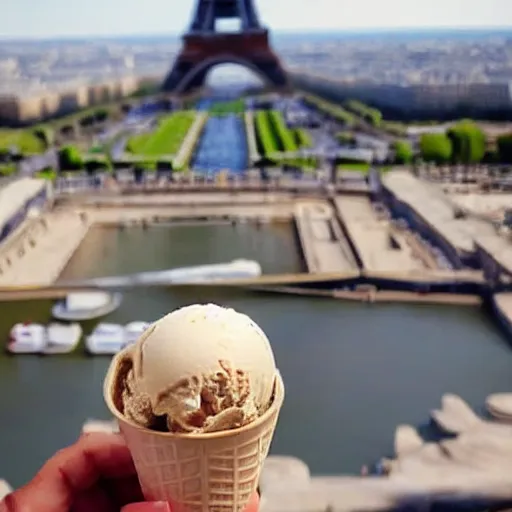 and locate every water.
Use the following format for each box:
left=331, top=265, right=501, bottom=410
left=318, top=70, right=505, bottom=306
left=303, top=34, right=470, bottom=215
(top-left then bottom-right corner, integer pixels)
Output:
left=191, top=115, right=248, bottom=174
left=1, top=223, right=512, bottom=488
